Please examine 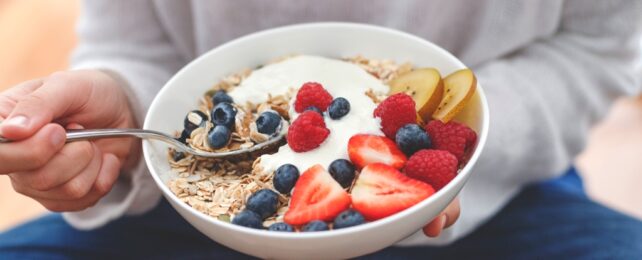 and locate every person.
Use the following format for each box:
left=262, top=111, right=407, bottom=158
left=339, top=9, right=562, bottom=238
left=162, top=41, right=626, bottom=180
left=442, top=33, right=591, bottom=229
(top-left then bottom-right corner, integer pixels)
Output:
left=0, top=1, right=641, bottom=258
